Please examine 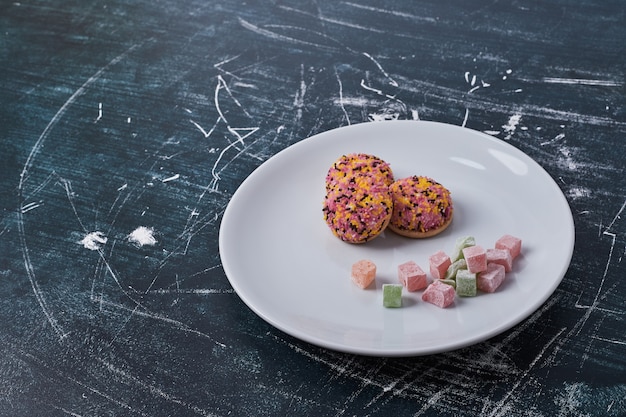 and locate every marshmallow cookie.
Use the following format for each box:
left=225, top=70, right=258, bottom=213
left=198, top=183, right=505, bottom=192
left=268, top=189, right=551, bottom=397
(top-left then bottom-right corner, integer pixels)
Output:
left=388, top=175, right=453, bottom=238
left=323, top=154, right=394, bottom=244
